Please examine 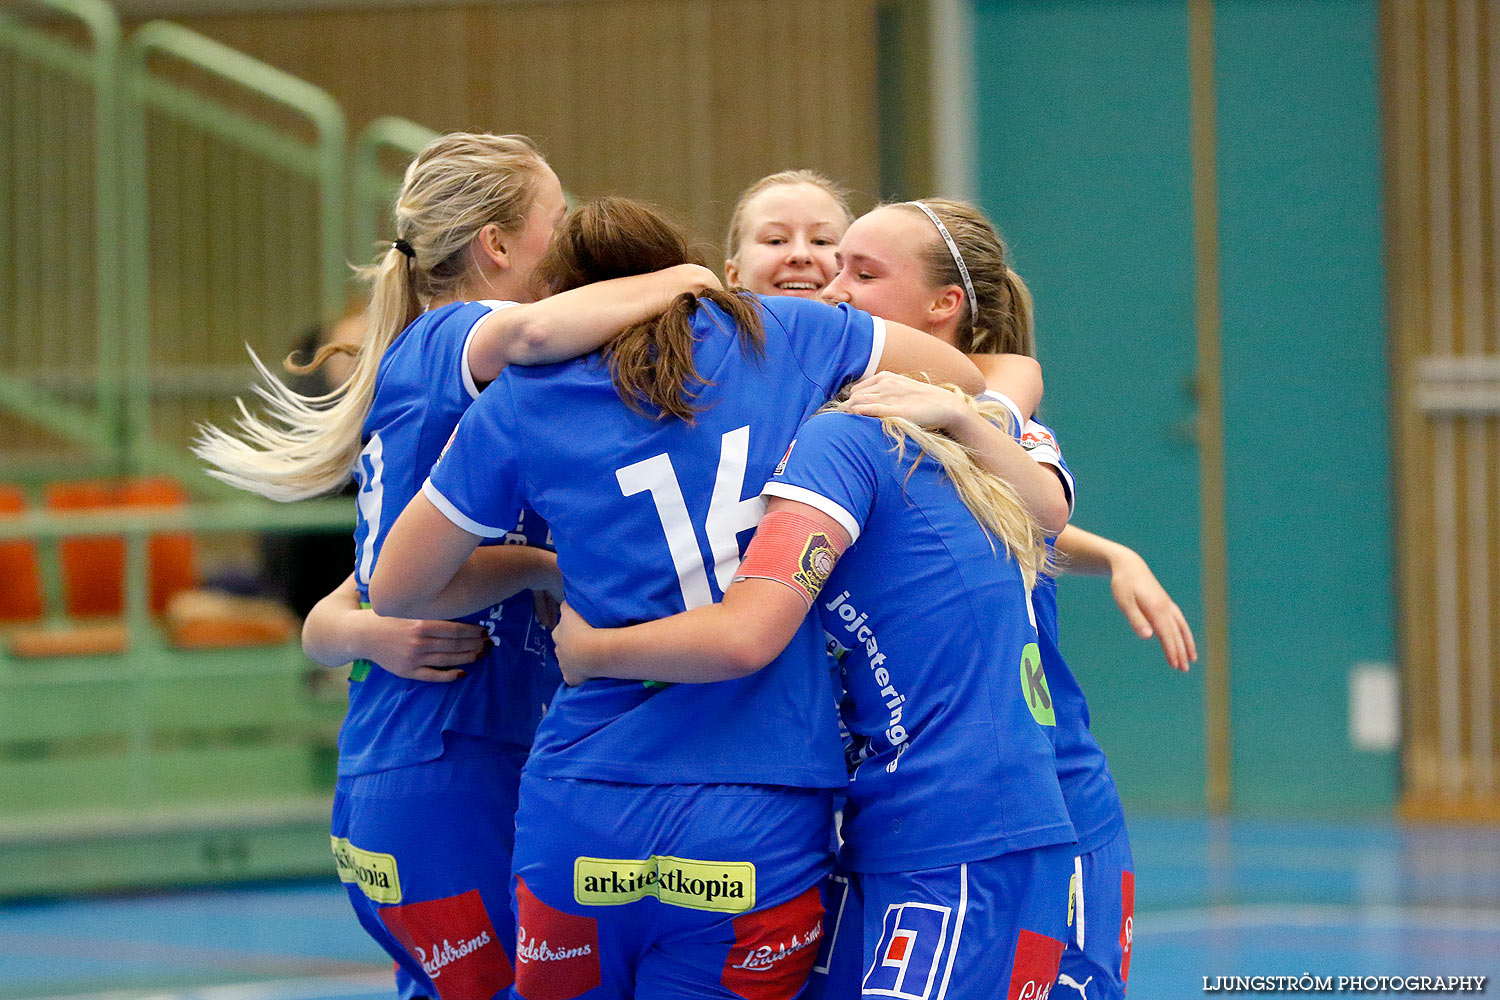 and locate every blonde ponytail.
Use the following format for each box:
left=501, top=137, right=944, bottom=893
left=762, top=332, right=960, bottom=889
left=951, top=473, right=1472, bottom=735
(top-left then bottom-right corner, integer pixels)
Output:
left=999, top=267, right=1036, bottom=359
left=192, top=133, right=548, bottom=501
left=830, top=386, right=1051, bottom=587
